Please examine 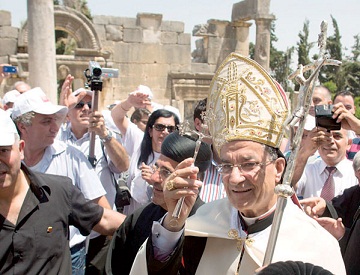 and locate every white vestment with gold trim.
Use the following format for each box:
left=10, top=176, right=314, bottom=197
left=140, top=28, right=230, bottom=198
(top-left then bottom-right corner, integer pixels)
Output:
left=130, top=198, right=346, bottom=275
